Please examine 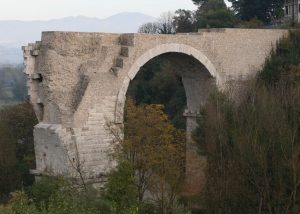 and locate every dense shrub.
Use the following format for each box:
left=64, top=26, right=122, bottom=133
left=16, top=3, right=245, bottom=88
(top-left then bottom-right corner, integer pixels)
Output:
left=0, top=190, right=97, bottom=214
left=0, top=177, right=109, bottom=214
left=104, top=161, right=142, bottom=214
left=259, top=30, right=300, bottom=85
